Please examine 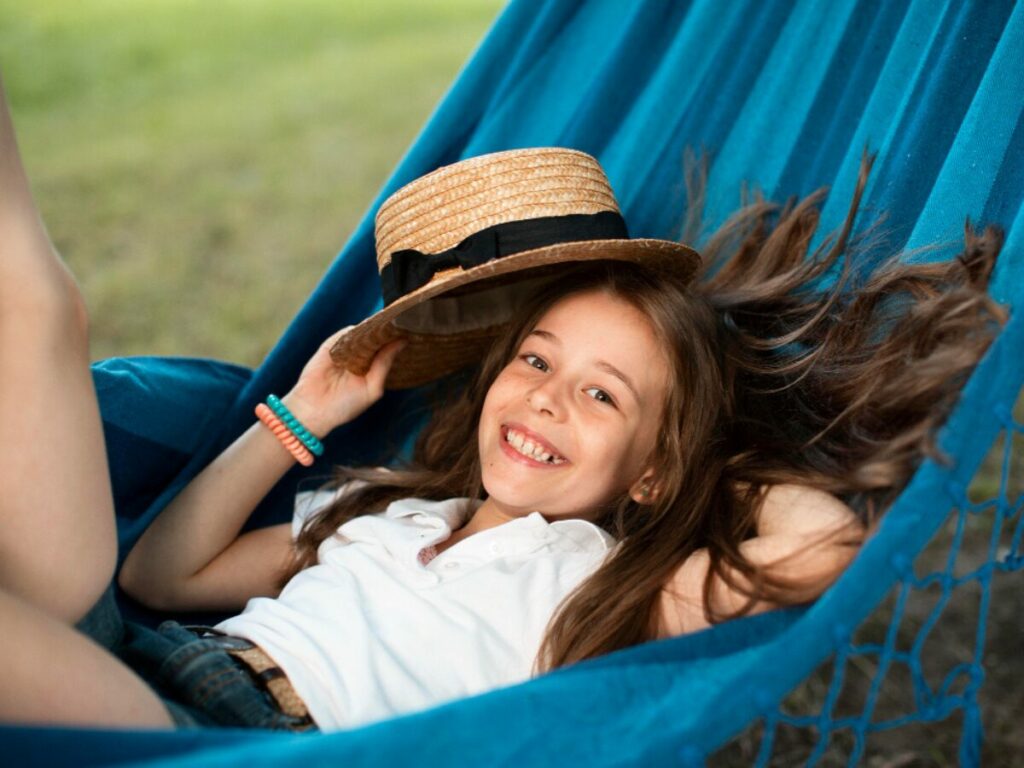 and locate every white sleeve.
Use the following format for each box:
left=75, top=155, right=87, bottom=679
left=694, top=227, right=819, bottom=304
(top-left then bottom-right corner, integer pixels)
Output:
left=291, top=479, right=370, bottom=540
